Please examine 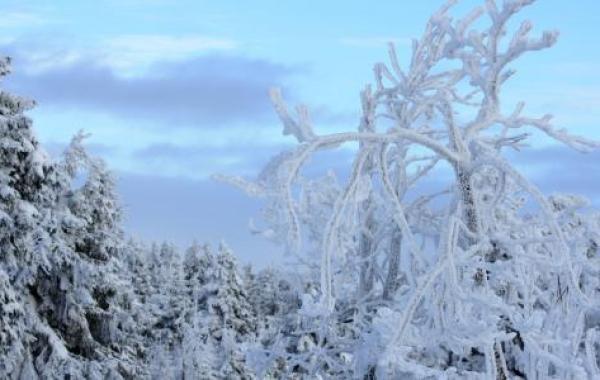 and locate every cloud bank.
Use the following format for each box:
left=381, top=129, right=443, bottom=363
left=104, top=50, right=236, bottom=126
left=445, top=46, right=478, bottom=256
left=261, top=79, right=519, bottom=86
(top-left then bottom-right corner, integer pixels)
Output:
left=5, top=53, right=294, bottom=127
